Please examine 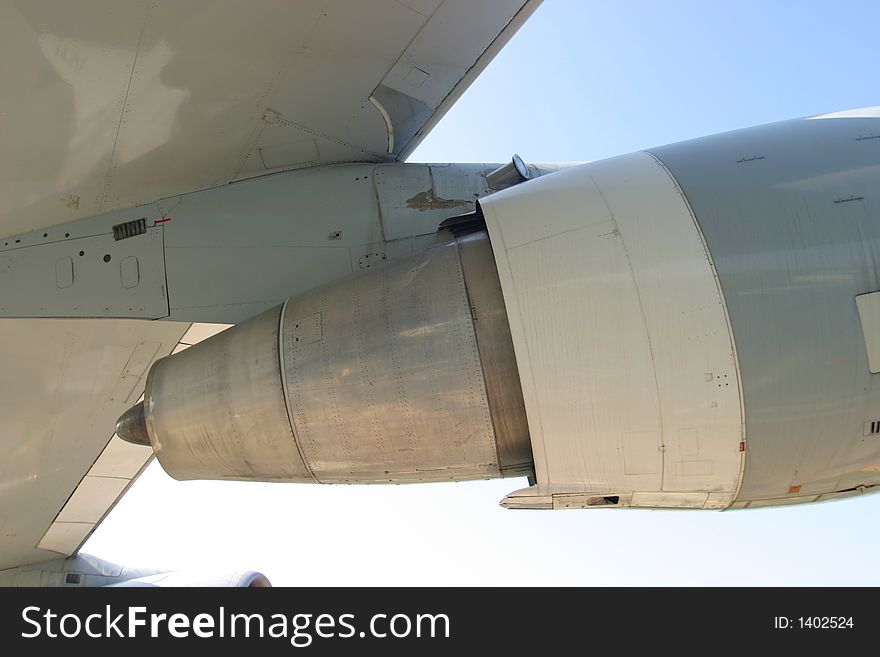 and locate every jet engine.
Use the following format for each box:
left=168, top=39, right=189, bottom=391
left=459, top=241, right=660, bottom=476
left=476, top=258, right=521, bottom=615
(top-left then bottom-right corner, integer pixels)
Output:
left=118, top=109, right=880, bottom=509
left=0, top=553, right=271, bottom=587
left=117, top=228, right=533, bottom=483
